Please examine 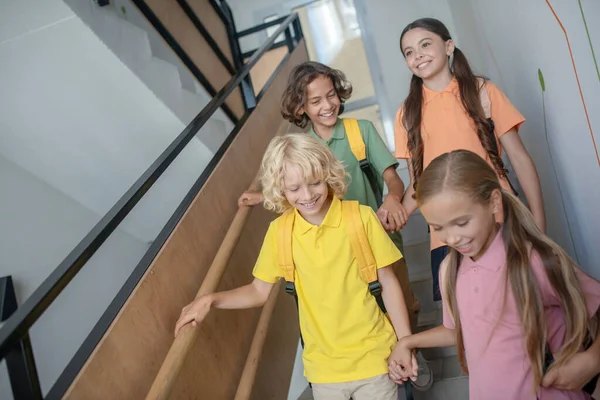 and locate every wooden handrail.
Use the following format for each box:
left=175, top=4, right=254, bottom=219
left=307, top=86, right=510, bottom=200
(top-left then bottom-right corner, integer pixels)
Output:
left=145, top=200, right=256, bottom=400
left=233, top=280, right=282, bottom=400
left=145, top=119, right=293, bottom=400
